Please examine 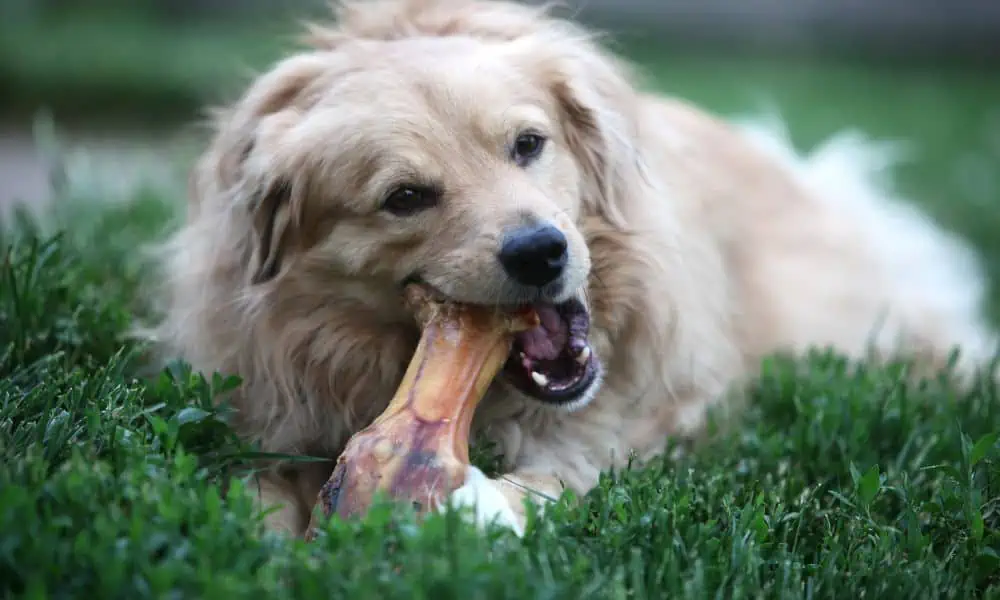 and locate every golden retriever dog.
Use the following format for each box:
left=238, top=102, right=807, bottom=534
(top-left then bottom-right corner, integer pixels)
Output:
left=151, top=0, right=999, bottom=537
